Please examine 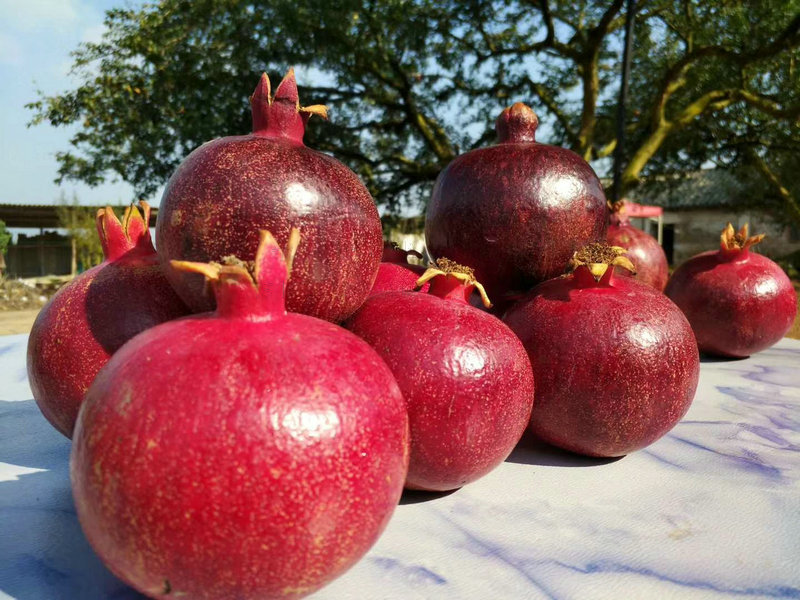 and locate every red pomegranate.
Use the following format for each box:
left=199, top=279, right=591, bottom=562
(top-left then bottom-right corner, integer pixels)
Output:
left=346, top=259, right=534, bottom=491
left=156, top=68, right=382, bottom=322
left=425, top=102, right=607, bottom=302
left=71, top=230, right=409, bottom=600
left=606, top=200, right=668, bottom=290
left=665, top=223, right=797, bottom=357
left=27, top=202, right=188, bottom=438
left=369, top=241, right=428, bottom=296
left=503, top=244, right=699, bottom=457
